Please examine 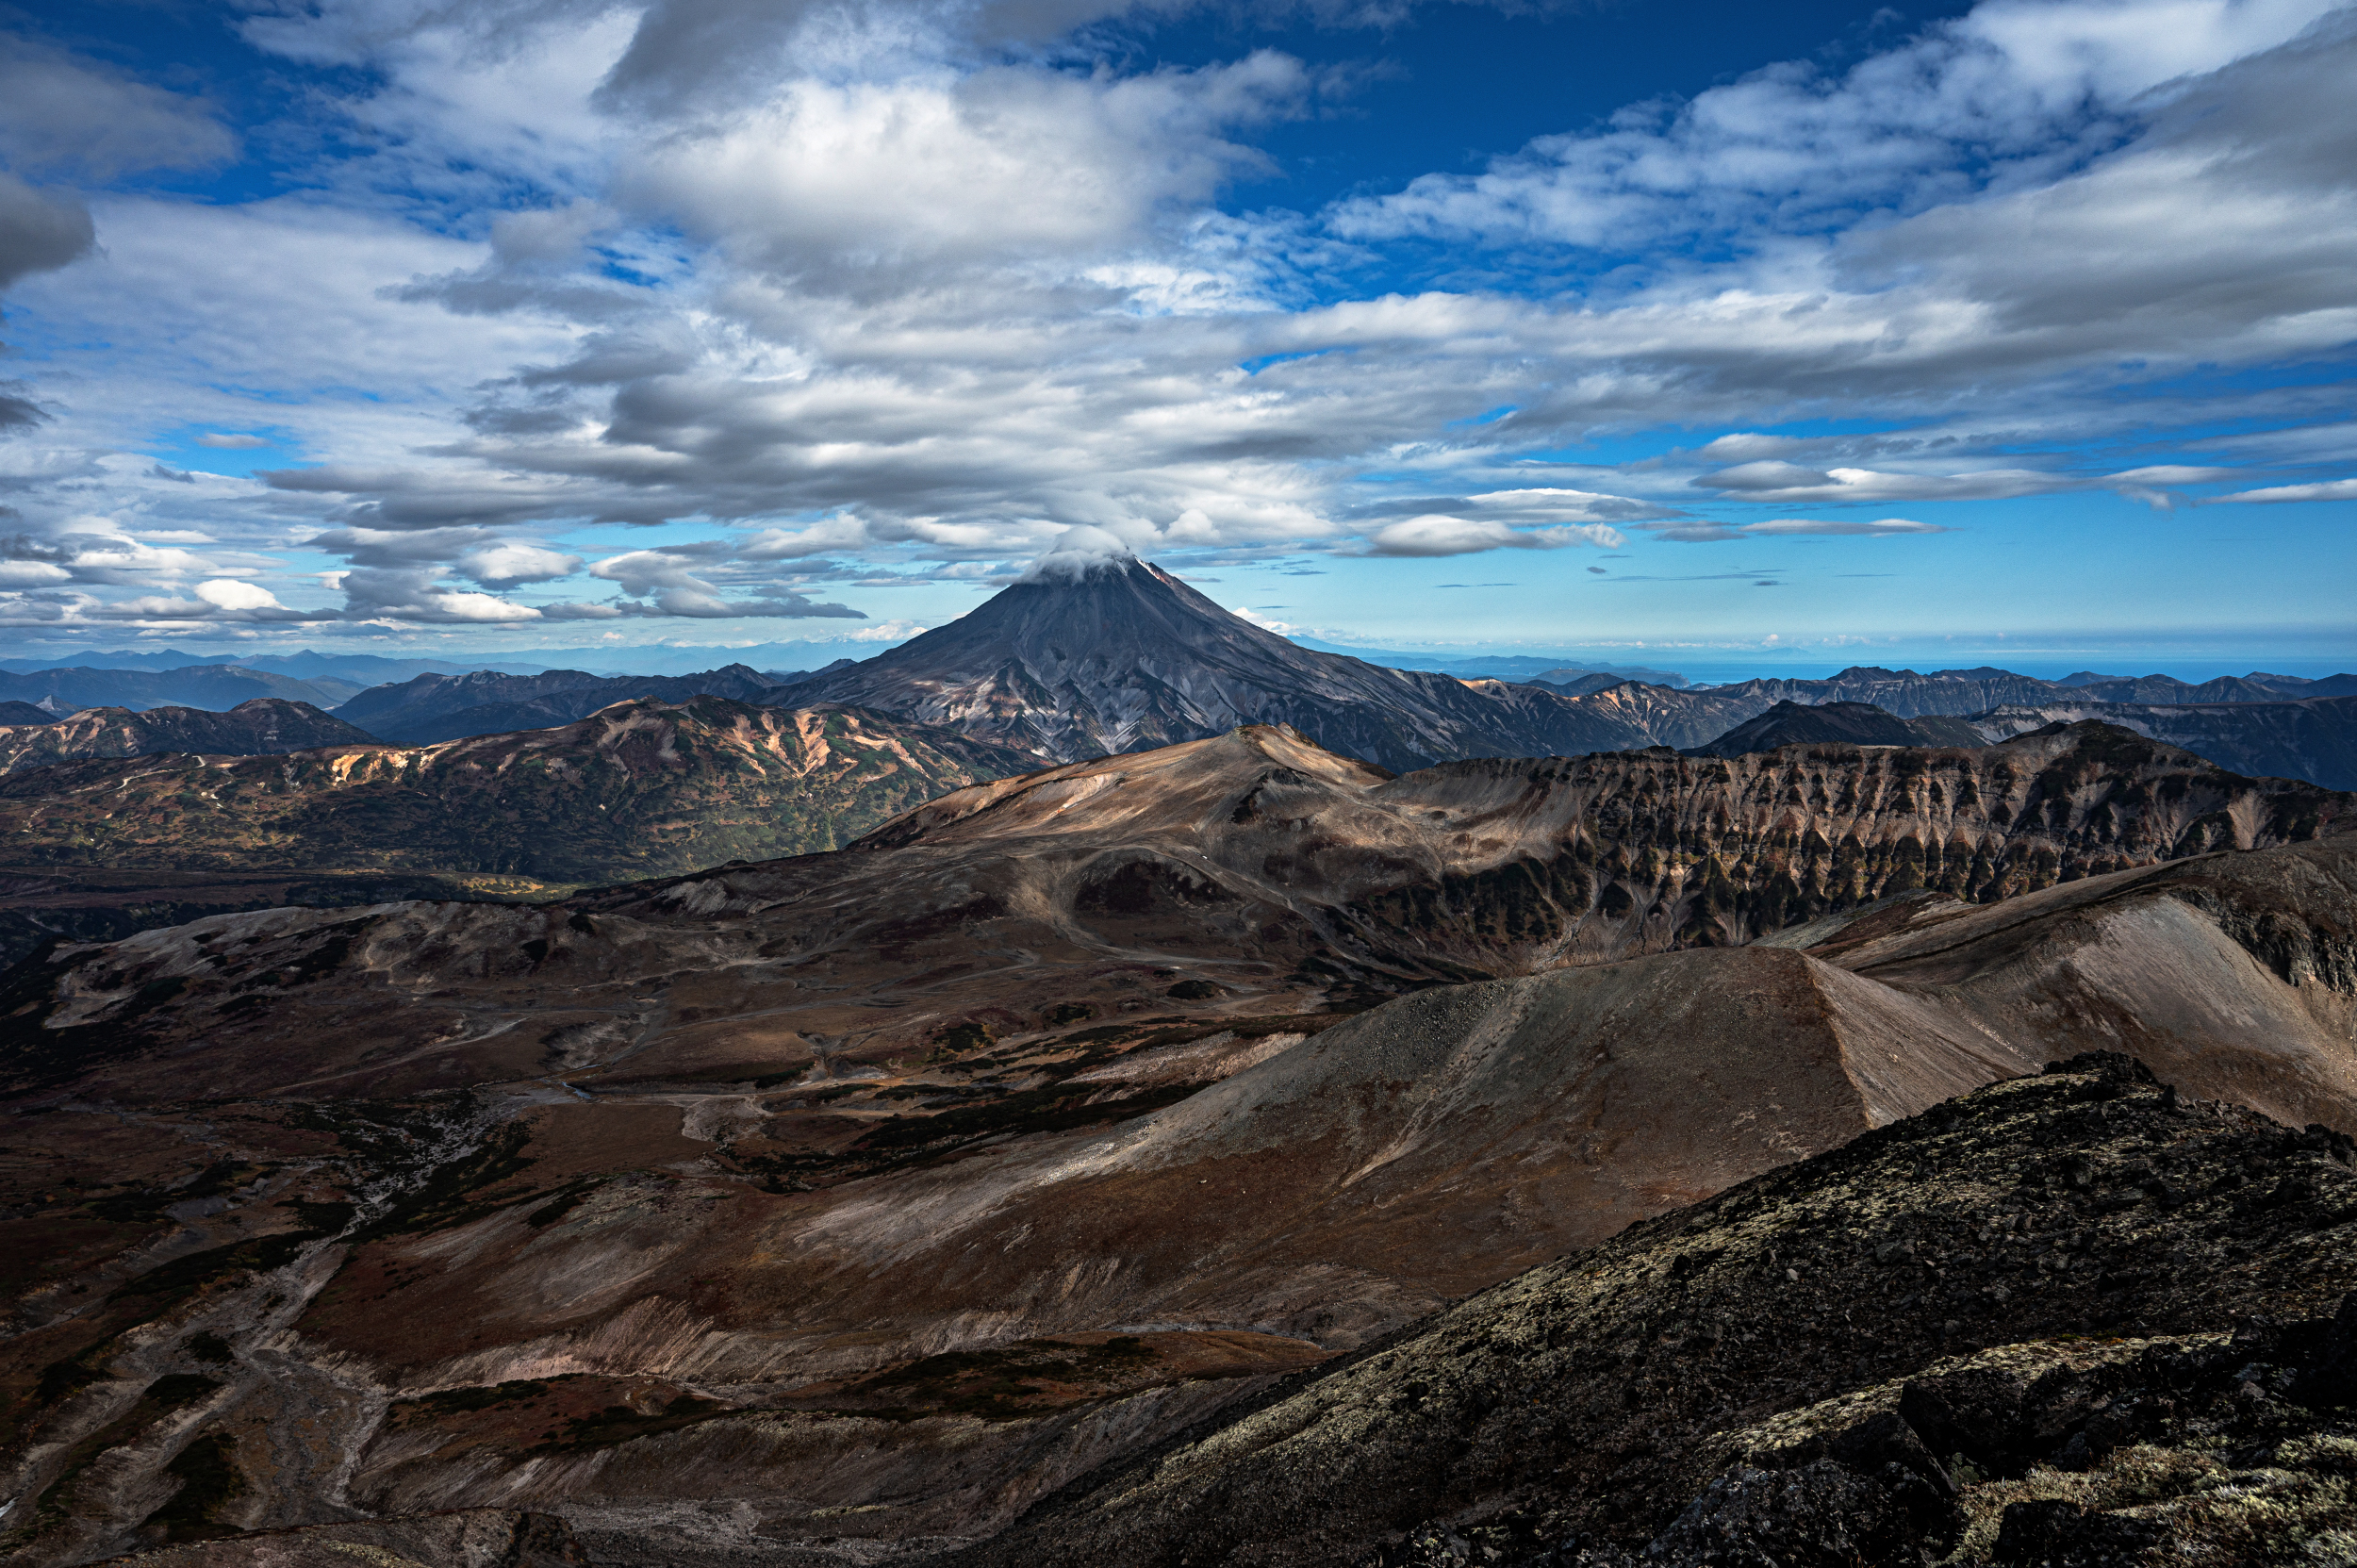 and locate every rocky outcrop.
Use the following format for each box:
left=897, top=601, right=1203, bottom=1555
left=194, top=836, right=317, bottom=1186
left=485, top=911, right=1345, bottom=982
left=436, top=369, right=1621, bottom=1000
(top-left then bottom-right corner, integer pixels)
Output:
left=0, top=701, right=373, bottom=776
left=949, top=1053, right=2357, bottom=1568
